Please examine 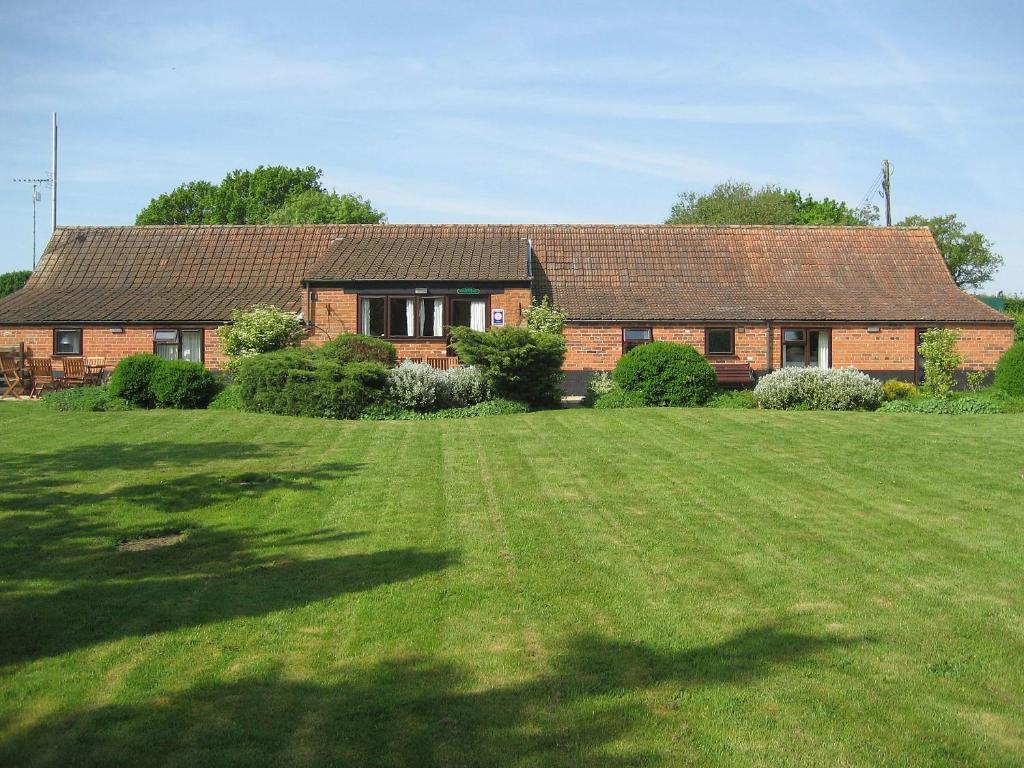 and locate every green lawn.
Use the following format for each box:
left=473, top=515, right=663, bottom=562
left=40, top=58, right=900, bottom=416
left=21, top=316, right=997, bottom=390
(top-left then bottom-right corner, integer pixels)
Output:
left=1, top=404, right=1022, bottom=767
